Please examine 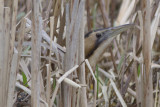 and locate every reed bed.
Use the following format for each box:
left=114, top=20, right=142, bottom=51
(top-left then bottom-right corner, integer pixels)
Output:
left=0, top=0, right=159, bottom=107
